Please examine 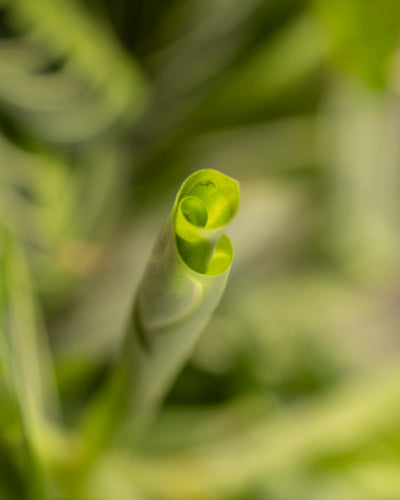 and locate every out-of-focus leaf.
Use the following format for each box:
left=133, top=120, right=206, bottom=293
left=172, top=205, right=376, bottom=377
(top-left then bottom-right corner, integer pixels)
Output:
left=318, top=81, right=400, bottom=283
left=6, top=0, right=147, bottom=116
left=0, top=0, right=147, bottom=143
left=314, top=0, right=400, bottom=87
left=195, top=13, right=325, bottom=123
left=149, top=0, right=264, bottom=98
left=112, top=359, right=400, bottom=499
left=0, top=227, right=62, bottom=496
